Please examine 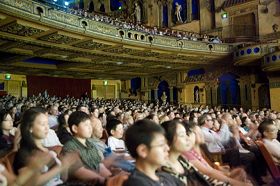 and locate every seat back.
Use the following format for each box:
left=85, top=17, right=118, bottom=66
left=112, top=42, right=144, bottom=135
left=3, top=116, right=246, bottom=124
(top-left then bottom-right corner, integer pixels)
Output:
left=255, top=140, right=280, bottom=181
left=106, top=173, right=129, bottom=186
